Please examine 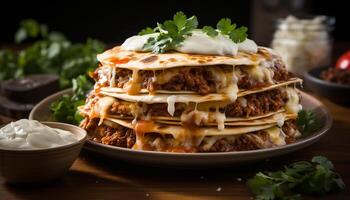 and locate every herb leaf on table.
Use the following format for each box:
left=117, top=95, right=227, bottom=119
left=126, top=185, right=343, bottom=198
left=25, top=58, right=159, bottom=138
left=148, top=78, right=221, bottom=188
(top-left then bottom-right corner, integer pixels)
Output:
left=247, top=156, right=345, bottom=200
